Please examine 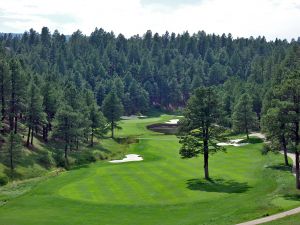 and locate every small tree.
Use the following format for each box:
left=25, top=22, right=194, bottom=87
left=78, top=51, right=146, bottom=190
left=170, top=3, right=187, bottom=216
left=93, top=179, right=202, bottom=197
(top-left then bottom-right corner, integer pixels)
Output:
left=261, top=102, right=290, bottom=166
left=53, top=104, right=83, bottom=168
left=25, top=81, right=46, bottom=147
left=0, top=59, right=9, bottom=123
left=179, top=87, right=225, bottom=179
left=278, top=72, right=300, bottom=189
left=9, top=59, right=26, bottom=134
left=42, top=81, right=60, bottom=142
left=232, top=93, right=257, bottom=140
left=89, top=103, right=107, bottom=147
left=102, top=89, right=123, bottom=138
left=6, top=132, right=22, bottom=172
